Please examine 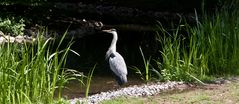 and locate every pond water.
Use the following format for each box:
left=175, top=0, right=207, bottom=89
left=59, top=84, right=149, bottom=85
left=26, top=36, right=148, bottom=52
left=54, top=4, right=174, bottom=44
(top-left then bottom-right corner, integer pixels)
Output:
left=57, top=75, right=144, bottom=99
left=64, top=29, right=158, bottom=74
left=56, top=28, right=157, bottom=99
